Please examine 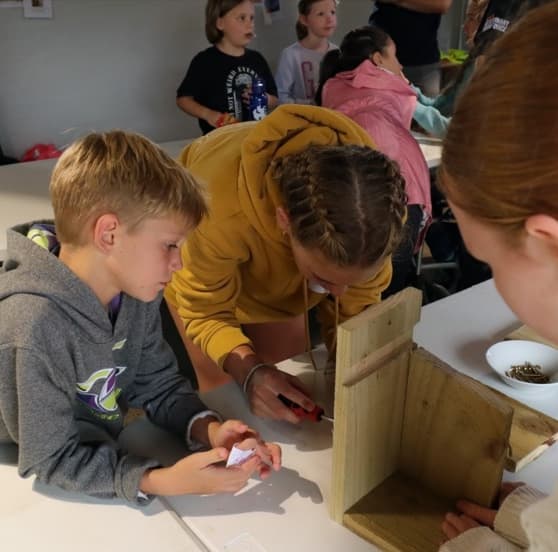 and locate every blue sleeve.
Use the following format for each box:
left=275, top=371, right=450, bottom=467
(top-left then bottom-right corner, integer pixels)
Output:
left=413, top=101, right=451, bottom=139
left=410, top=84, right=437, bottom=106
